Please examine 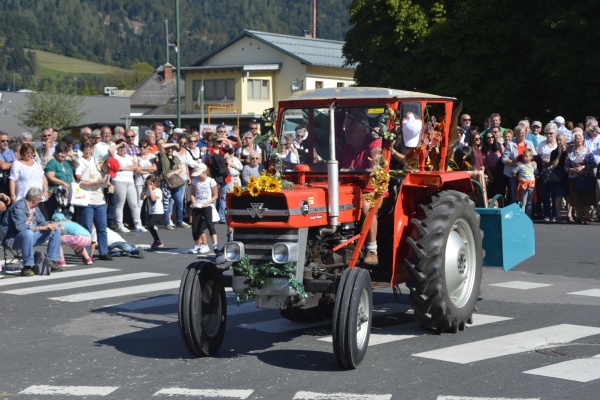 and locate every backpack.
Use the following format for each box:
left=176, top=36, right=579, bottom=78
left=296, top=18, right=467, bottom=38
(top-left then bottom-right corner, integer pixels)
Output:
left=33, top=251, right=50, bottom=276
